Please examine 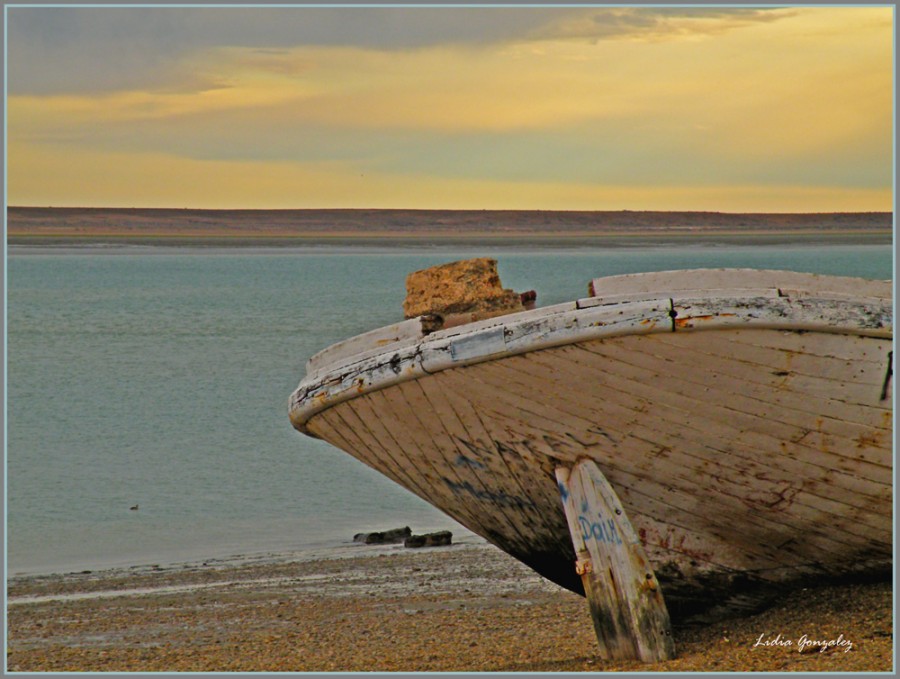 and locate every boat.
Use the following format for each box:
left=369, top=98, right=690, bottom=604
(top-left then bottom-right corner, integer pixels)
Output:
left=288, top=263, right=892, bottom=661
